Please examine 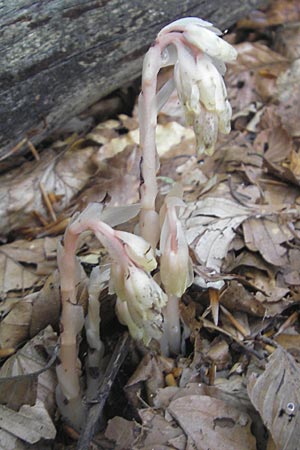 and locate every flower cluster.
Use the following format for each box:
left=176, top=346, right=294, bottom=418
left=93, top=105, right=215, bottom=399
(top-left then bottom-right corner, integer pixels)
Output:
left=158, top=17, right=237, bottom=155
left=109, top=231, right=167, bottom=345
